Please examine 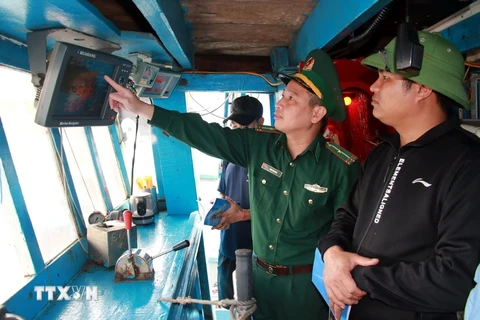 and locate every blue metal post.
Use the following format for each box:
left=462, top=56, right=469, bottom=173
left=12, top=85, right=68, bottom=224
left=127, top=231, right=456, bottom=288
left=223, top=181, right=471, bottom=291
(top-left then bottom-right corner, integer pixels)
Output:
left=132, top=0, right=194, bottom=69
left=269, top=93, right=276, bottom=126
left=151, top=90, right=198, bottom=215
